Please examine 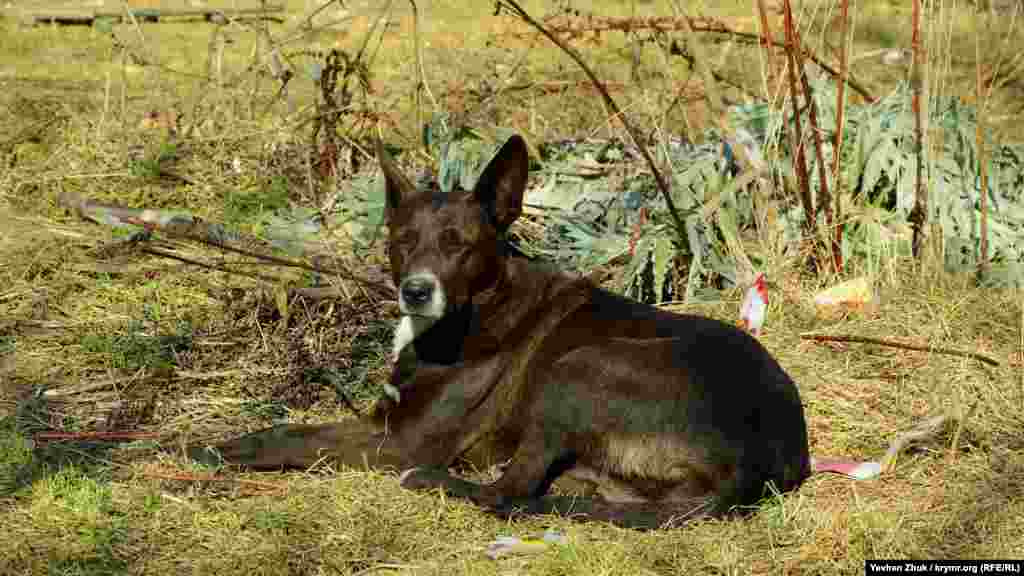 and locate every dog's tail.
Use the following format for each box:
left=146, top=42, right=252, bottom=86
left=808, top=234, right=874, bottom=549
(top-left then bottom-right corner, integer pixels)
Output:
left=186, top=421, right=412, bottom=472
